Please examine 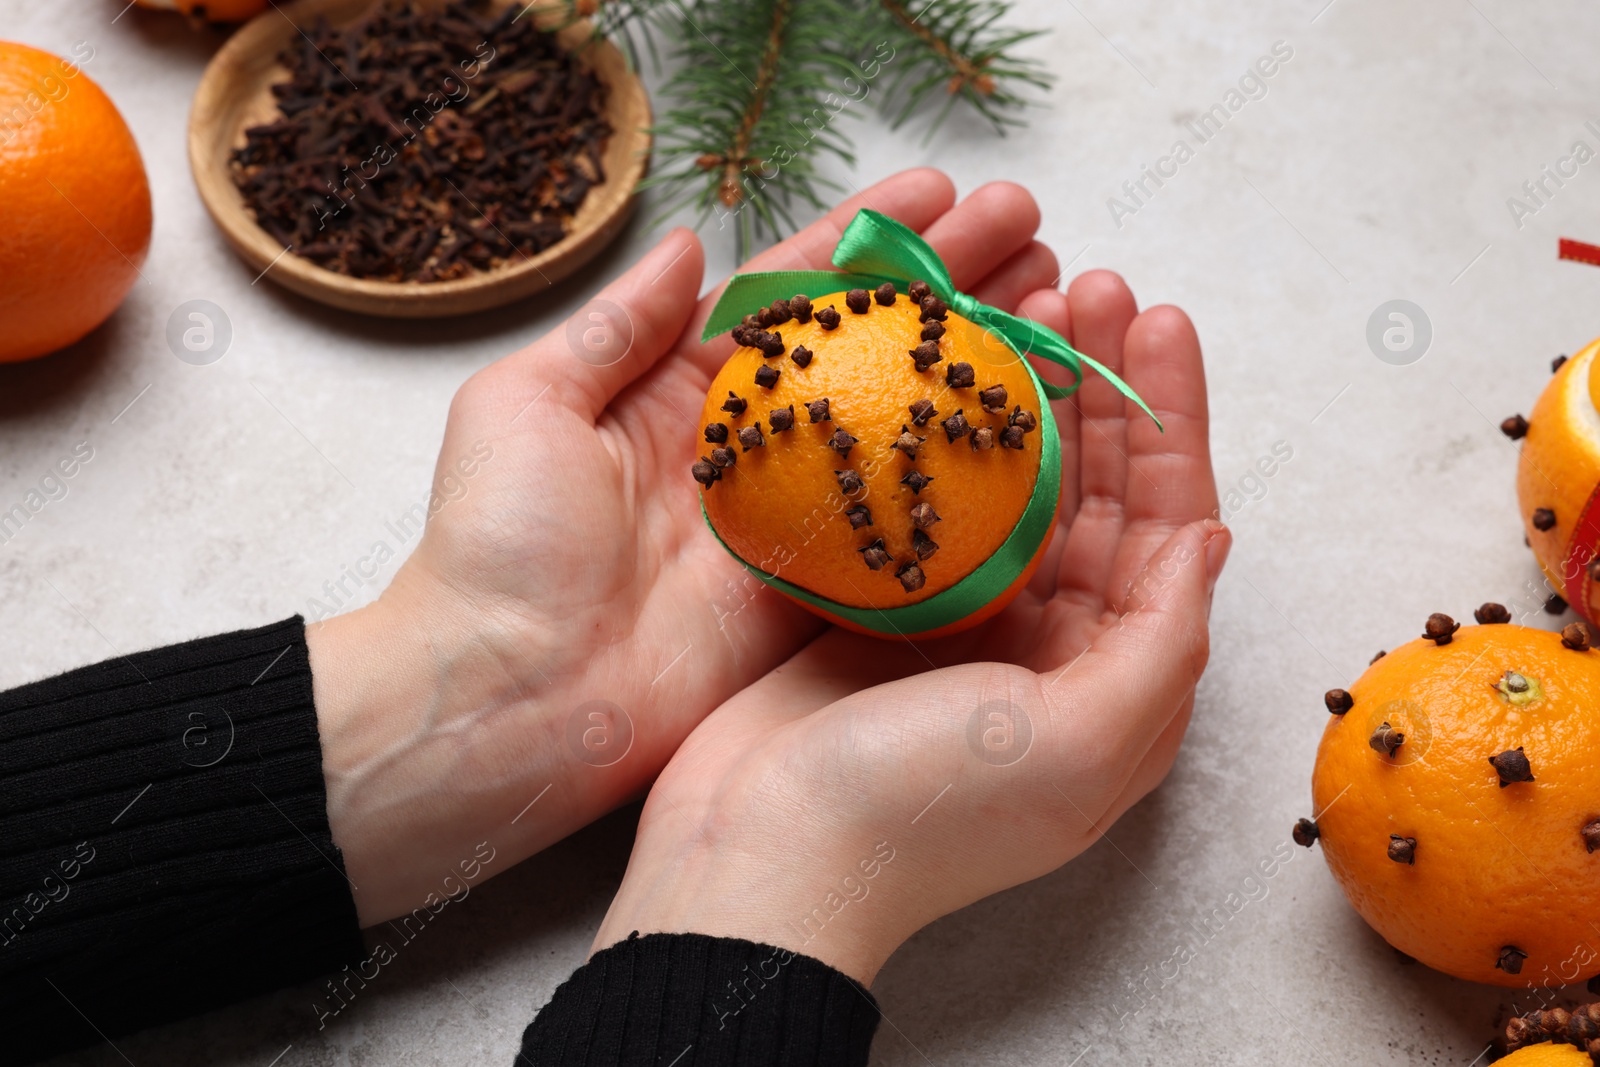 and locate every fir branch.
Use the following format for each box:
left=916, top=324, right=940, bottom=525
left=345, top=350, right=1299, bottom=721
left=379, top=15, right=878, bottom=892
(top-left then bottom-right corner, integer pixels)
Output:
left=643, top=0, right=867, bottom=256
left=871, top=0, right=1051, bottom=131
left=711, top=0, right=789, bottom=209
left=596, top=0, right=1049, bottom=250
